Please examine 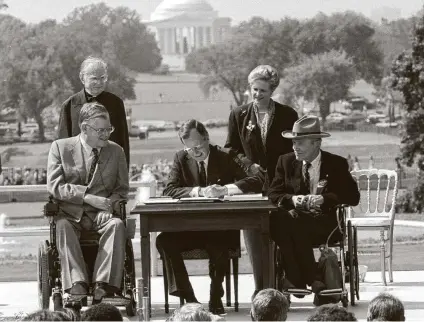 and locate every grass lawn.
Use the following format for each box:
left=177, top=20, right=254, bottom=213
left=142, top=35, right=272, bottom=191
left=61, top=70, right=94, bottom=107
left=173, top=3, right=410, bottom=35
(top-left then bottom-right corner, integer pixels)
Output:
left=0, top=242, right=422, bottom=283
